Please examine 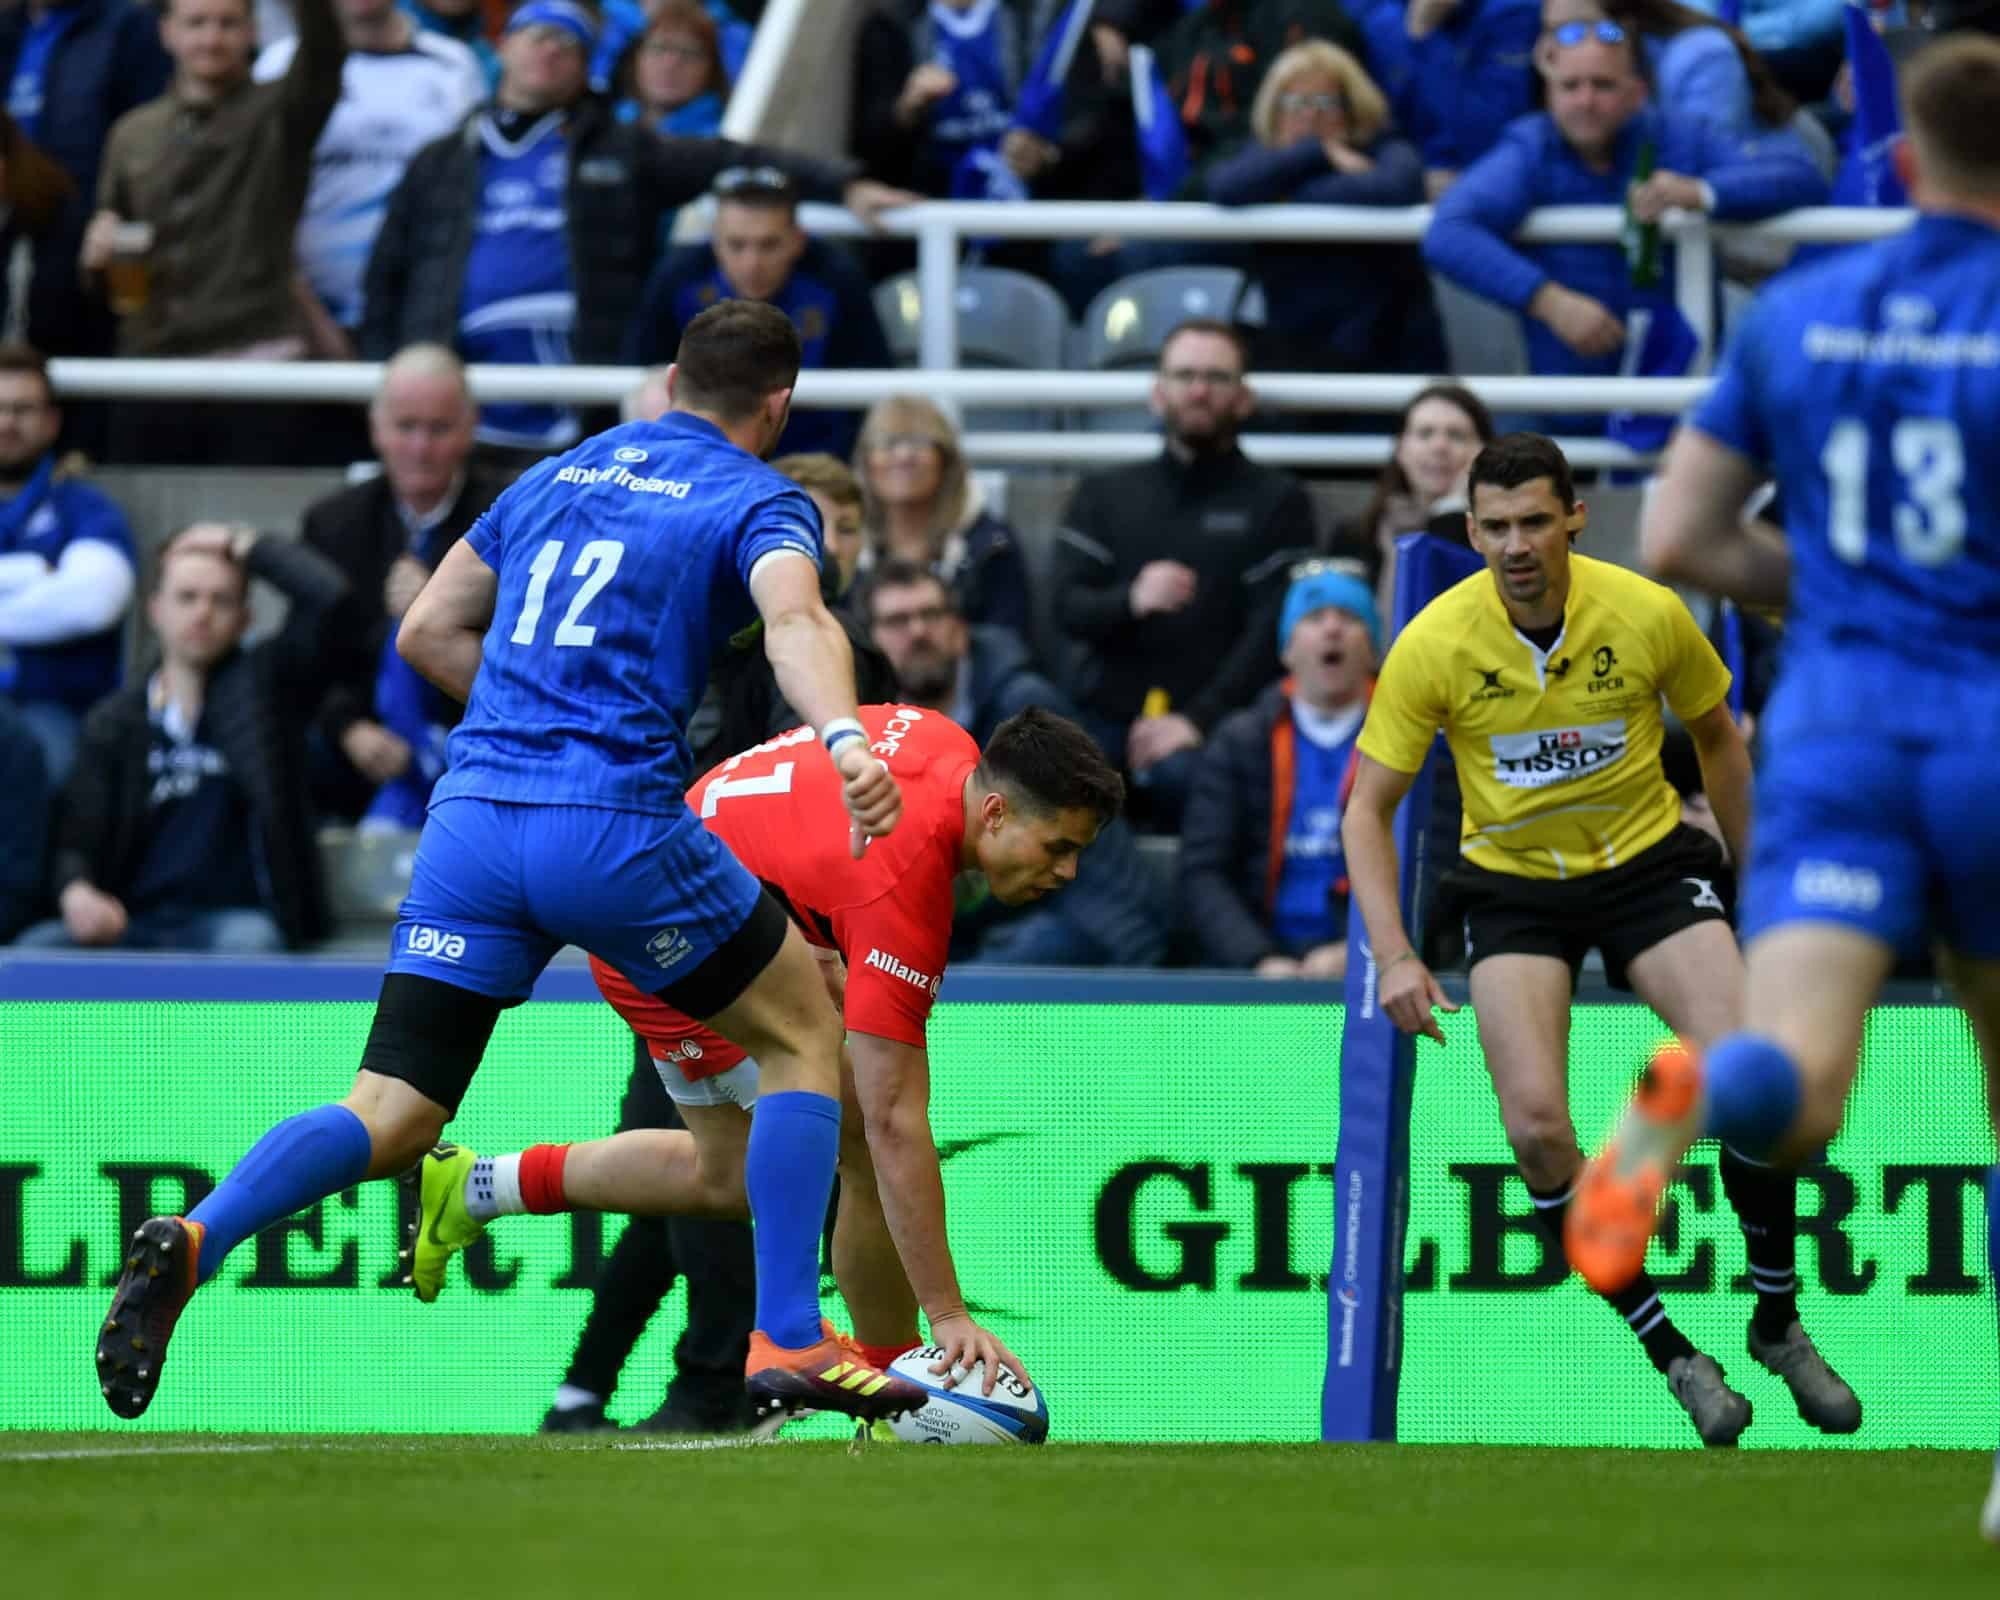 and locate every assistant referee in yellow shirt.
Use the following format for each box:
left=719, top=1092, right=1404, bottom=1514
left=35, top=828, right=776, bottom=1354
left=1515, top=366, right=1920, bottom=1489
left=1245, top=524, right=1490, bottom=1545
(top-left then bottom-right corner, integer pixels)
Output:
left=1343, top=434, right=1859, bottom=1446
